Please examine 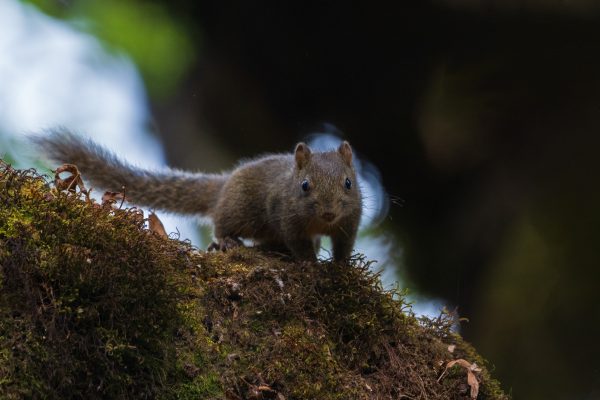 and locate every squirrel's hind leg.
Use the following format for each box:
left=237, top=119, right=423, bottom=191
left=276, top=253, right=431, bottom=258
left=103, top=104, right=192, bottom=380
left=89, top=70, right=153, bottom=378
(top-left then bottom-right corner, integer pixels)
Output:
left=207, top=236, right=243, bottom=252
